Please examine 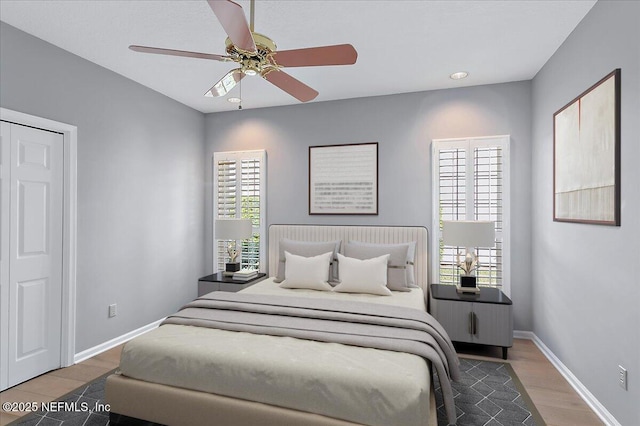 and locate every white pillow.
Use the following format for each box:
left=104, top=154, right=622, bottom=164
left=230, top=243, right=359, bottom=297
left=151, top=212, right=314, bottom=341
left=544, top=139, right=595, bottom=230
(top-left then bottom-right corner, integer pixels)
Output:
left=280, top=251, right=334, bottom=291
left=333, top=253, right=392, bottom=296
